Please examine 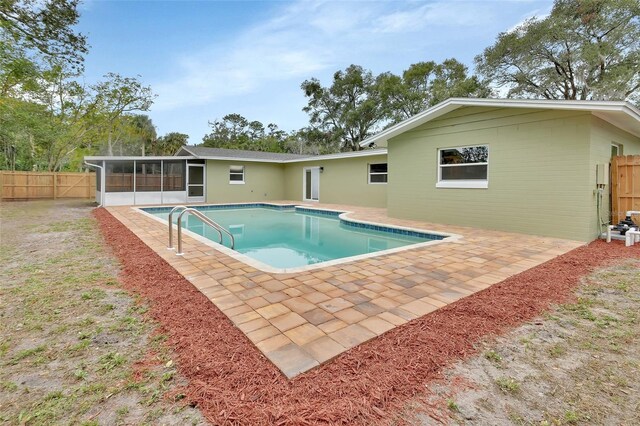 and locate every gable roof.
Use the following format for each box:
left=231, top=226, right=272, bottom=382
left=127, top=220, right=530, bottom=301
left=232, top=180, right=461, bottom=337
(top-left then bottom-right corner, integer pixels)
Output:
left=359, top=98, right=640, bottom=147
left=177, top=146, right=310, bottom=162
